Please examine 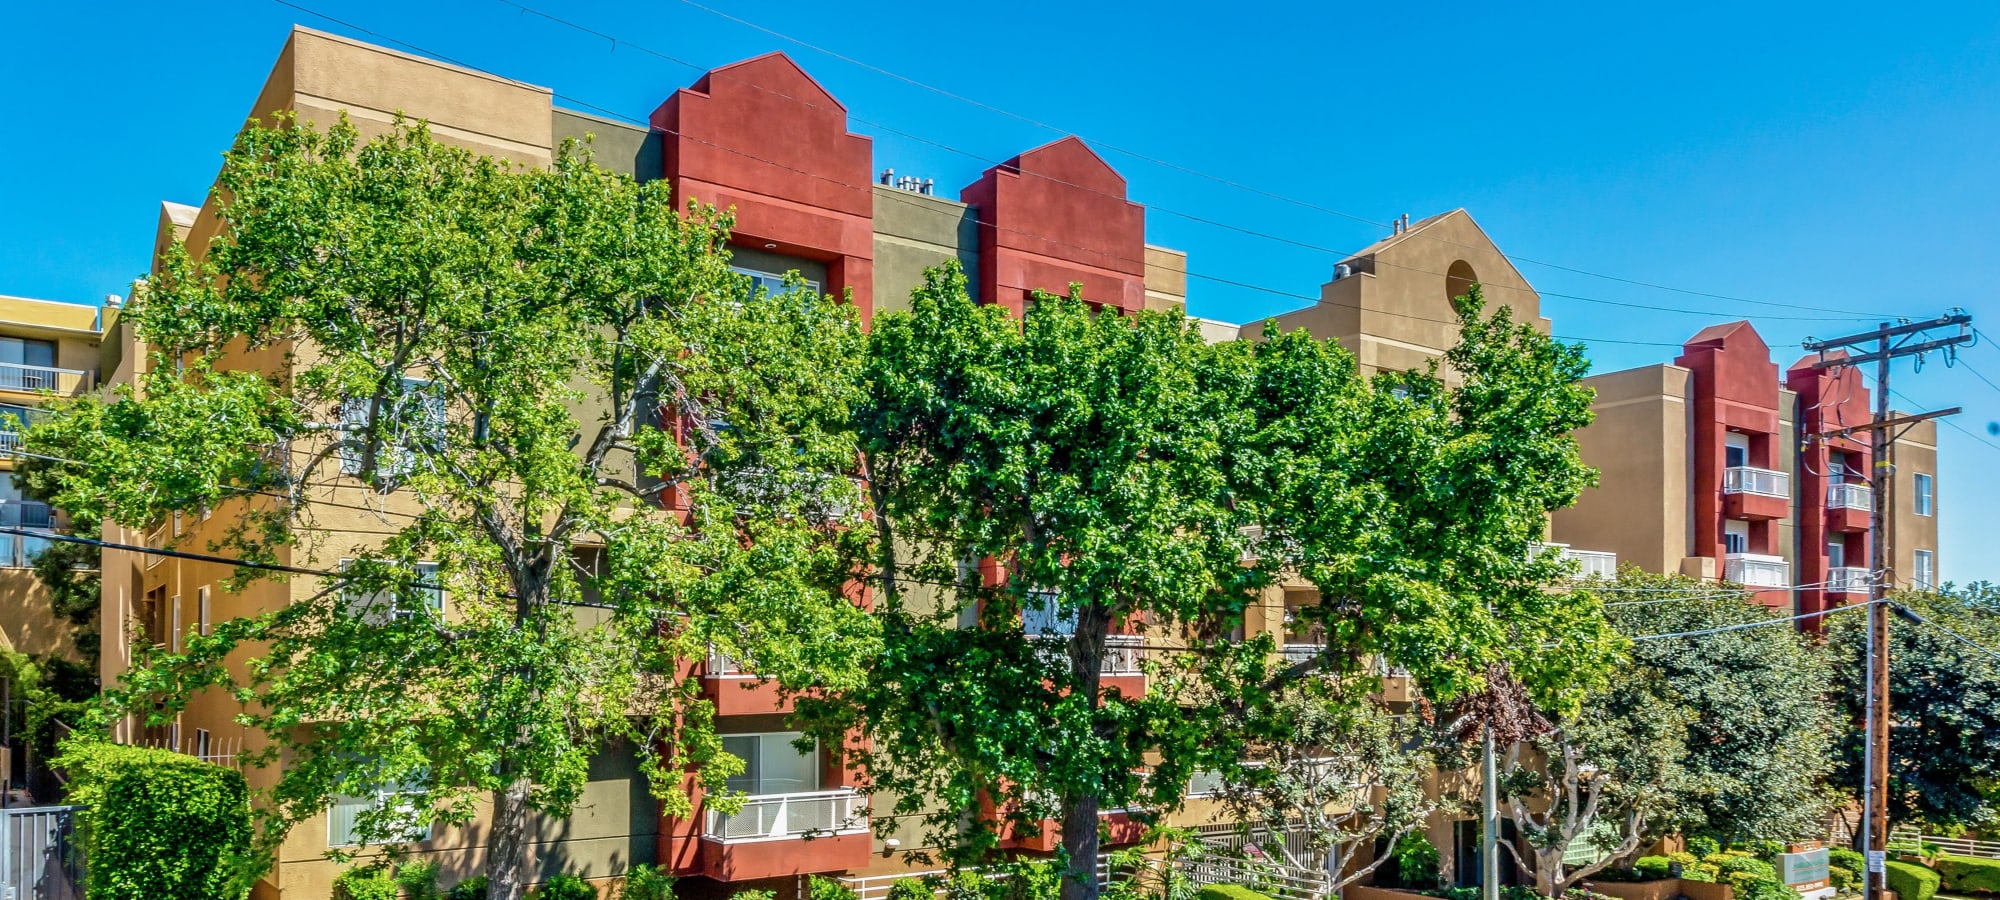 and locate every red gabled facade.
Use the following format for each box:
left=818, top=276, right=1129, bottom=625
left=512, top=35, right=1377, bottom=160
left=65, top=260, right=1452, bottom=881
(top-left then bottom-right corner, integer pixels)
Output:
left=1786, top=353, right=1874, bottom=627
left=1676, top=322, right=1789, bottom=604
left=960, top=137, right=1148, bottom=316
